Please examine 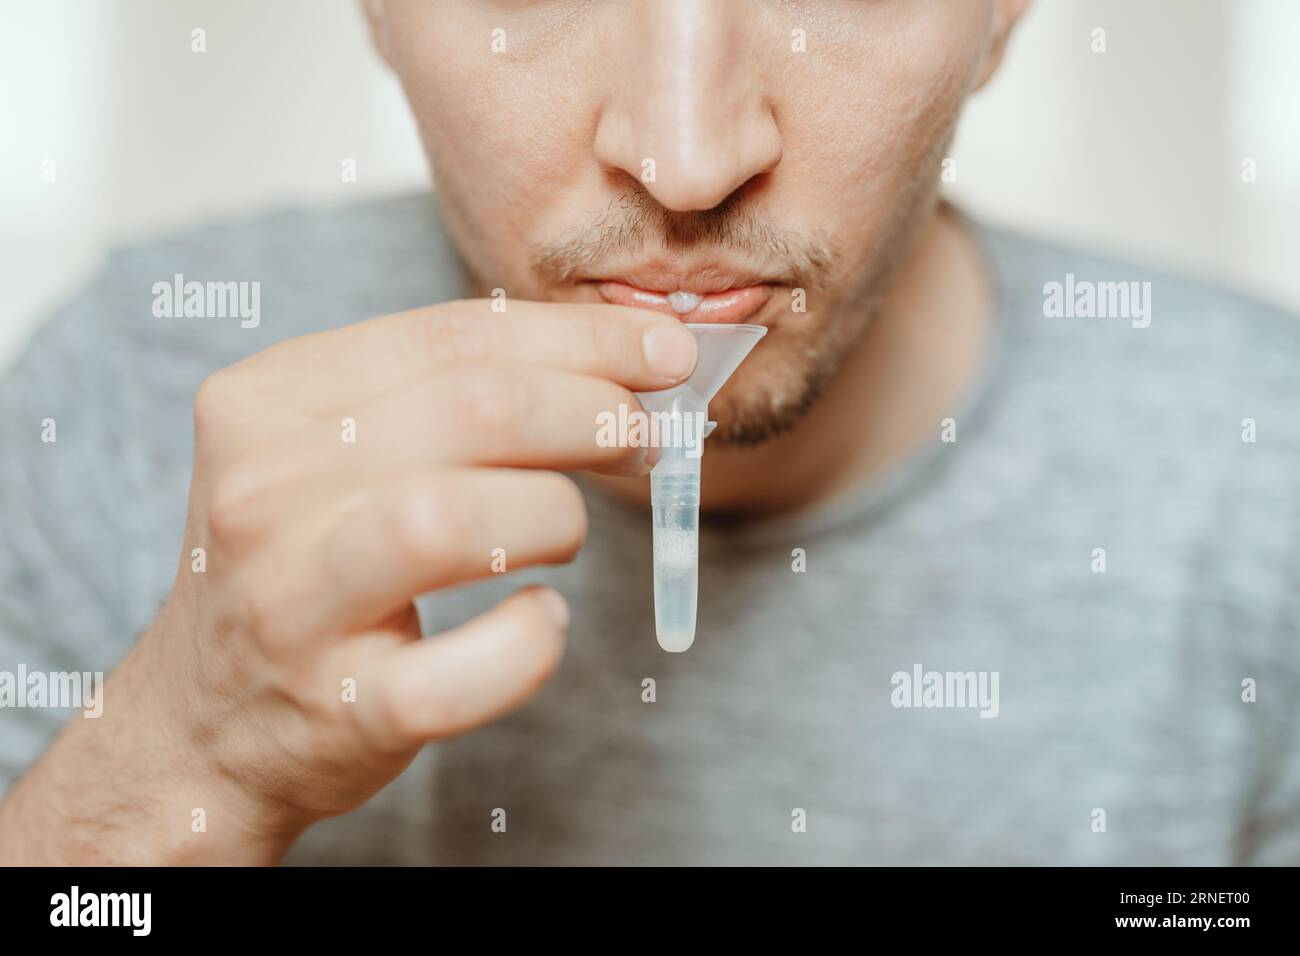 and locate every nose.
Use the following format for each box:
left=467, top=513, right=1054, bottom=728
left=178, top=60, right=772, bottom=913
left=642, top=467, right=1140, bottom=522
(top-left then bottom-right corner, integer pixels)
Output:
left=593, top=0, right=783, bottom=213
